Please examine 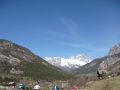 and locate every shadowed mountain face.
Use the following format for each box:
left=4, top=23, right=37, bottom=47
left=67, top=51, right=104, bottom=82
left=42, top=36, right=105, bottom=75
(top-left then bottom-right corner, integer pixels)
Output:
left=74, top=42, right=120, bottom=75
left=0, top=39, right=71, bottom=80
left=73, top=57, right=106, bottom=74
